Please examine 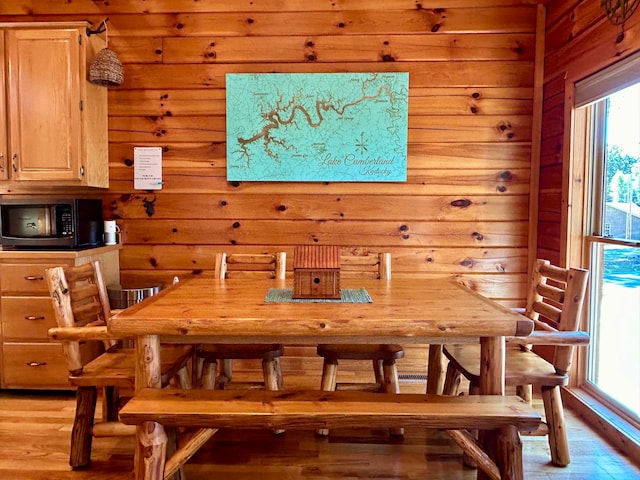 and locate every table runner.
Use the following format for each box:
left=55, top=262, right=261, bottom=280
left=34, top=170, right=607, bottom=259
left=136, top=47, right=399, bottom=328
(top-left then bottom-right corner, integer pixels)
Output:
left=264, top=288, right=372, bottom=303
